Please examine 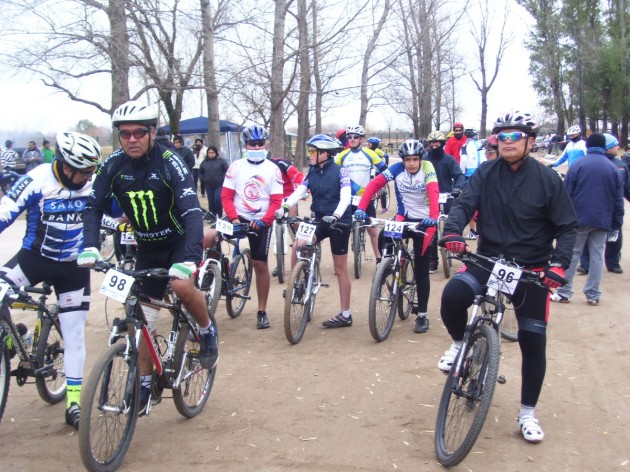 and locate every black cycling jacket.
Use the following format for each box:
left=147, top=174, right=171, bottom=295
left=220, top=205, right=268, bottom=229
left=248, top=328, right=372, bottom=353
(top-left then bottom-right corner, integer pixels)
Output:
left=444, top=157, right=577, bottom=268
left=83, top=143, right=204, bottom=263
